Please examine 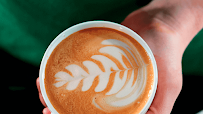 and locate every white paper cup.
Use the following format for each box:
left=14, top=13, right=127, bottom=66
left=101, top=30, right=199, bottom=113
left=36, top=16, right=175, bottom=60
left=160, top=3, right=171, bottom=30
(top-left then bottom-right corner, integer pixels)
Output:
left=39, top=21, right=158, bottom=114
